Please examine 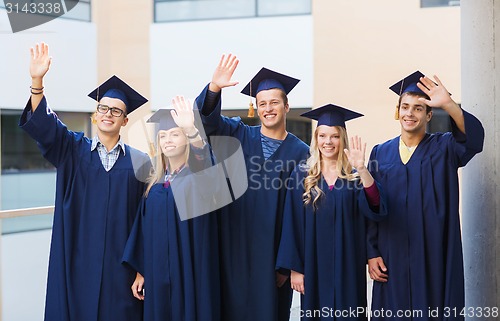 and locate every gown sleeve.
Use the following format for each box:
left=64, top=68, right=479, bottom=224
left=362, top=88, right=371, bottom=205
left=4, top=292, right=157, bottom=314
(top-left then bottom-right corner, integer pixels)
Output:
left=194, top=84, right=248, bottom=137
left=276, top=167, right=306, bottom=274
left=366, top=145, right=383, bottom=260
left=358, top=180, right=388, bottom=222
left=122, top=198, right=147, bottom=275
left=448, top=109, right=484, bottom=167
left=19, top=96, right=83, bottom=167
